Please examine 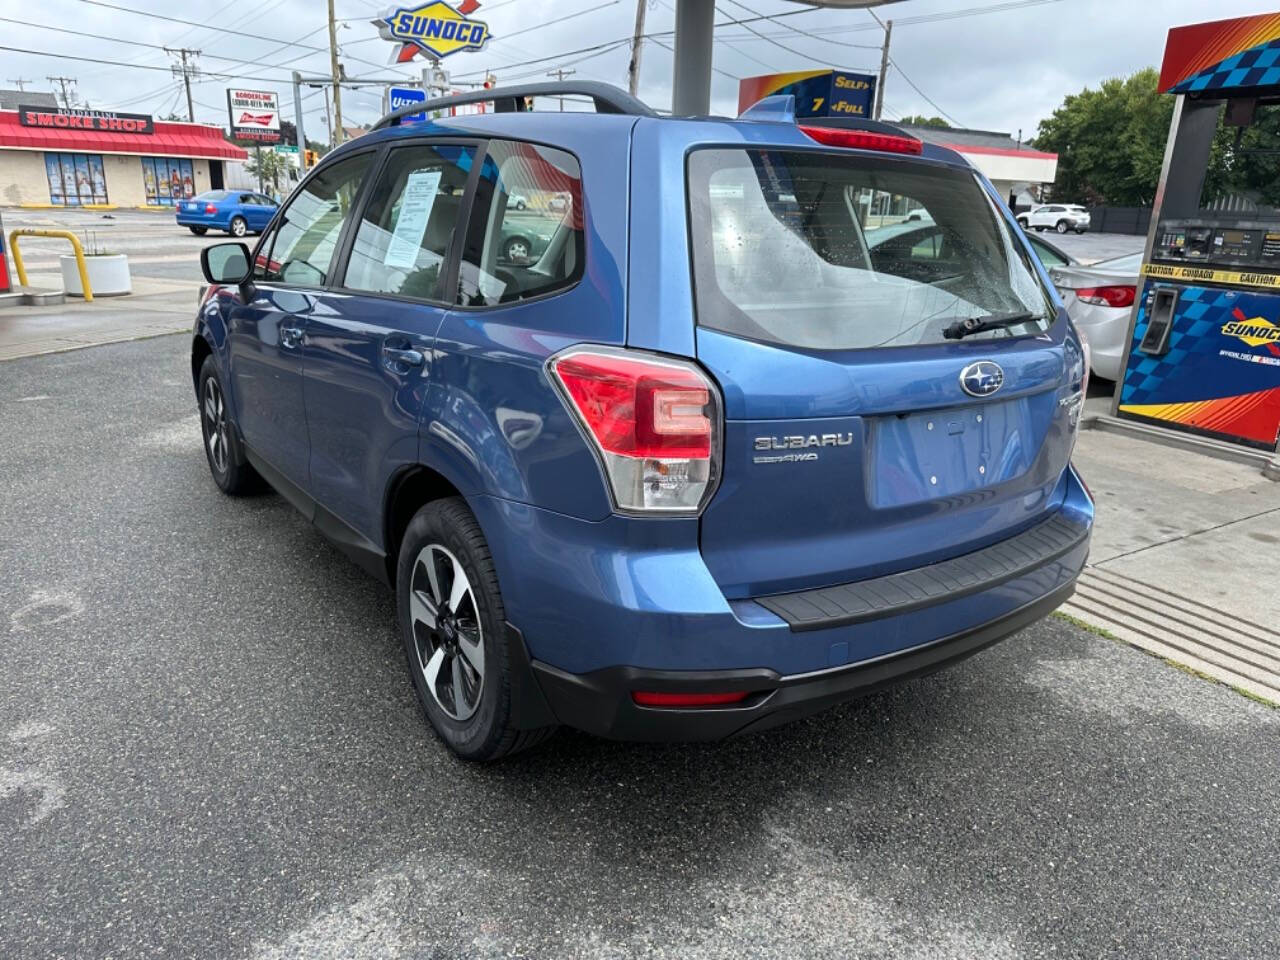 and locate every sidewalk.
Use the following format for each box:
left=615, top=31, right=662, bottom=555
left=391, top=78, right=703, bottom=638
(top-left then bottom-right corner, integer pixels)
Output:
left=0, top=274, right=198, bottom=360
left=1067, top=424, right=1280, bottom=704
